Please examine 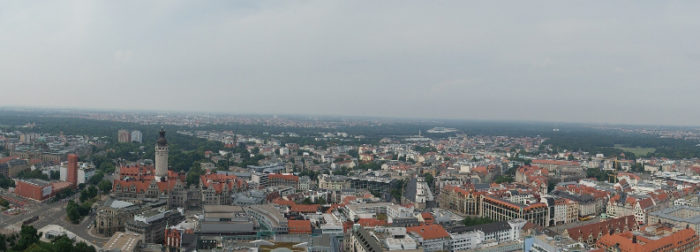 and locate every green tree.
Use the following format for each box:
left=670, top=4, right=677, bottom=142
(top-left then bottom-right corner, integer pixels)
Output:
left=13, top=225, right=40, bottom=251
left=302, top=198, right=313, bottom=204
left=87, top=171, right=104, bottom=185
left=52, top=235, right=74, bottom=252
left=0, top=234, right=6, bottom=251
left=0, top=175, right=14, bottom=189
left=50, top=170, right=60, bottom=180
left=66, top=201, right=81, bottom=224
left=98, top=180, right=112, bottom=194
left=186, top=163, right=204, bottom=186
left=493, top=175, right=514, bottom=183
left=423, top=173, right=434, bottom=190
left=73, top=242, right=97, bottom=252
left=0, top=198, right=9, bottom=208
